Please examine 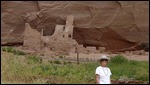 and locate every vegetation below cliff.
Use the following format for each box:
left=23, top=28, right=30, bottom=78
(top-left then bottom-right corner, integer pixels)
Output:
left=1, top=47, right=149, bottom=84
